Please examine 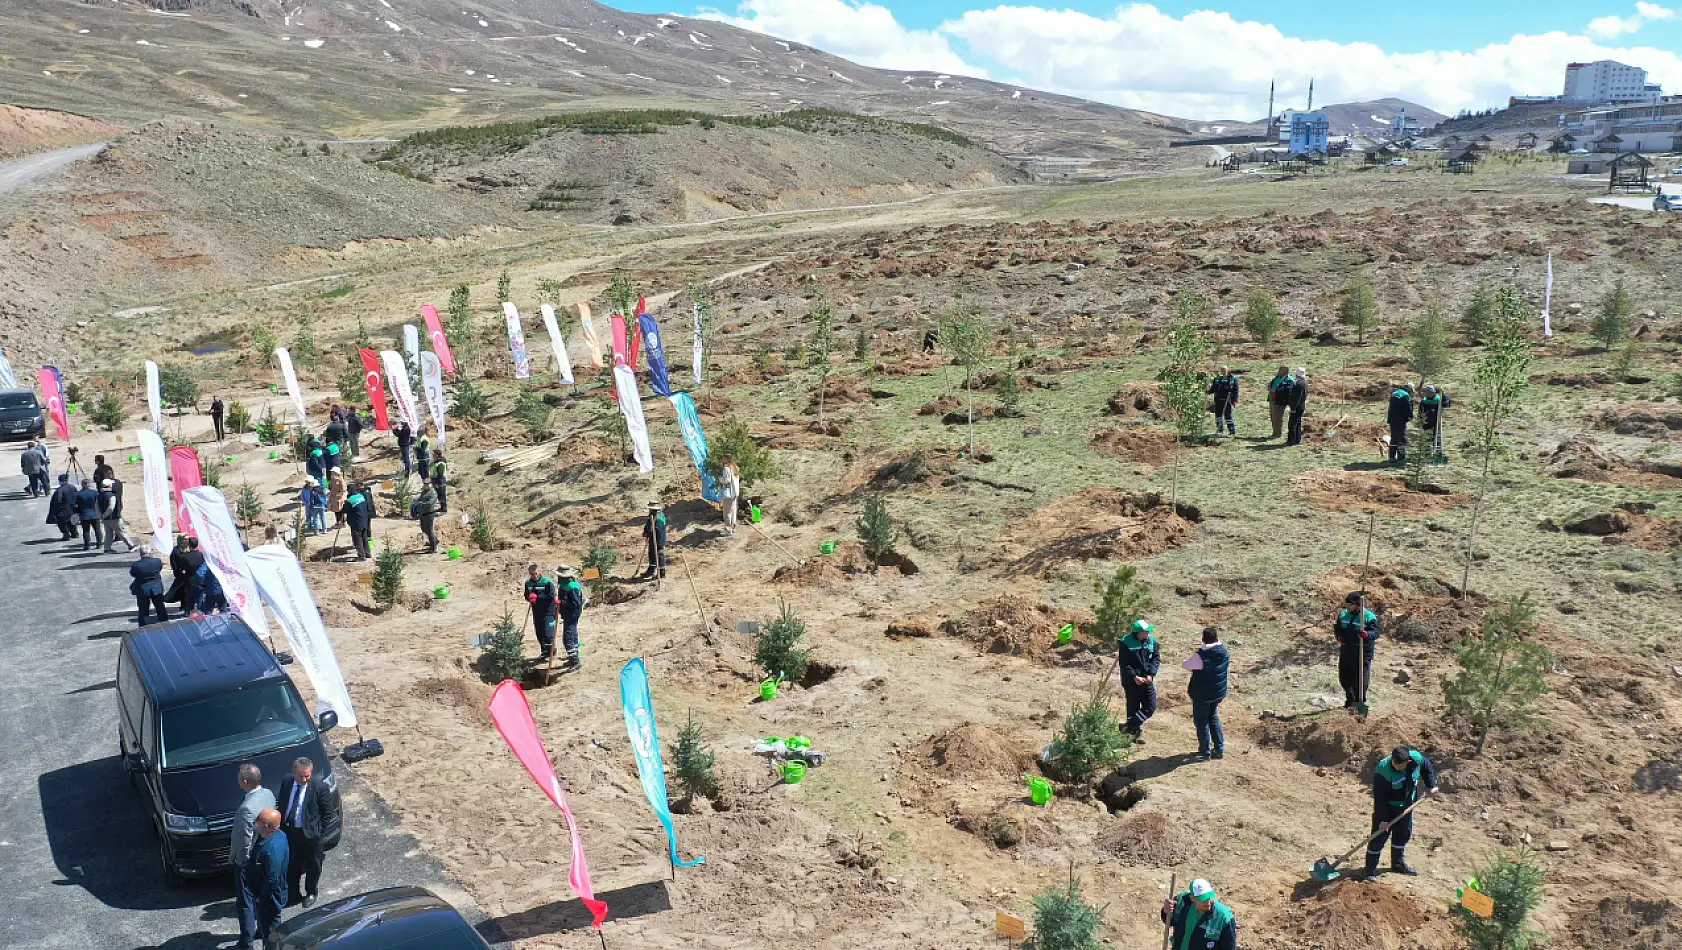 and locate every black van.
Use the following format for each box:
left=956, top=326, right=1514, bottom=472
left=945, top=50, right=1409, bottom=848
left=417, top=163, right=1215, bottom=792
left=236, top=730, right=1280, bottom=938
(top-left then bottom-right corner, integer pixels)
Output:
left=117, top=613, right=343, bottom=883
left=0, top=387, right=46, bottom=441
